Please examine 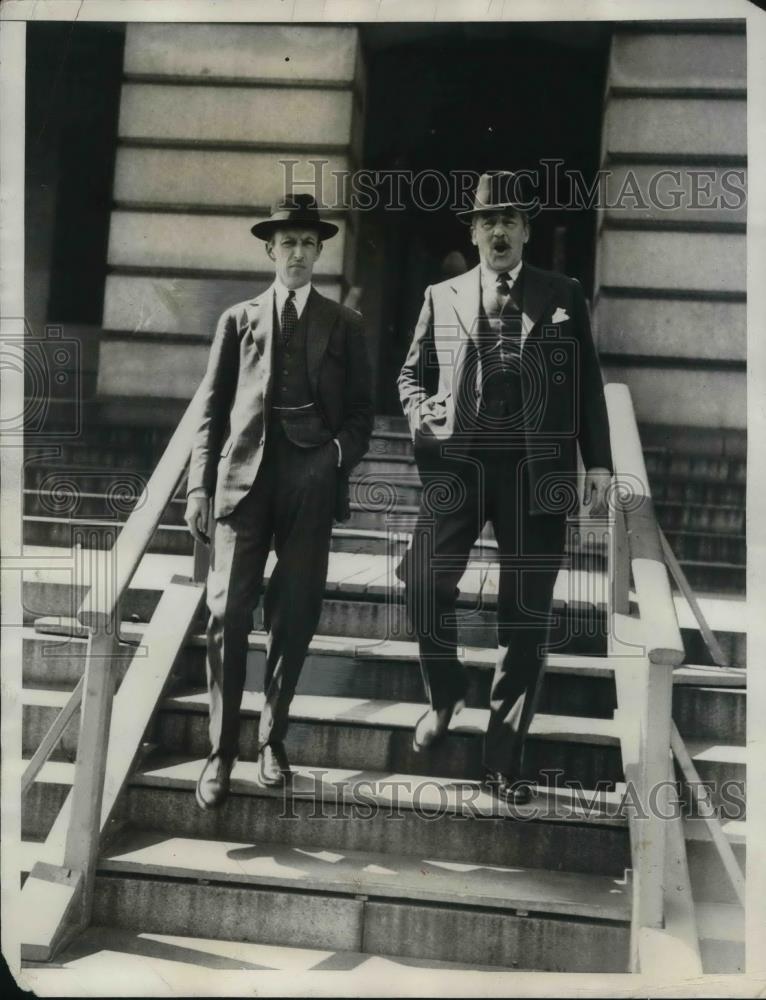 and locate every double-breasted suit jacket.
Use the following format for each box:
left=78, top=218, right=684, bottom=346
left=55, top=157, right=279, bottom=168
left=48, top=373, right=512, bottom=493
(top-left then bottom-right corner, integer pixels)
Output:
left=188, top=286, right=374, bottom=520
left=398, top=263, right=613, bottom=508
